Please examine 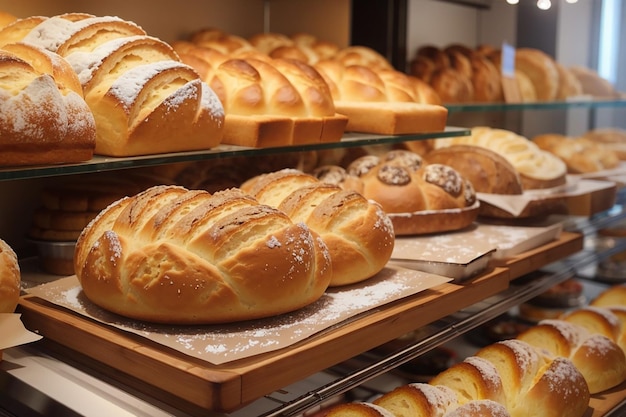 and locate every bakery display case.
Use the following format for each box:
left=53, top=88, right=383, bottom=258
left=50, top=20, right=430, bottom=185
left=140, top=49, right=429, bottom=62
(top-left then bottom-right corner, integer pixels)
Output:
left=2, top=1, right=626, bottom=417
